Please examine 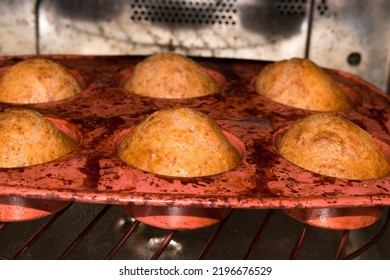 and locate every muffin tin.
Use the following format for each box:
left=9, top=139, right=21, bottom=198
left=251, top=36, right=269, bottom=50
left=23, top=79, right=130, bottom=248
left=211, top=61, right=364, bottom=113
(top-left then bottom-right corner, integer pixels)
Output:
left=0, top=55, right=390, bottom=223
